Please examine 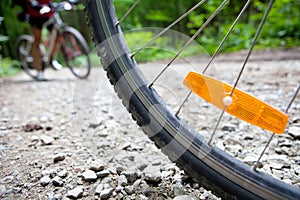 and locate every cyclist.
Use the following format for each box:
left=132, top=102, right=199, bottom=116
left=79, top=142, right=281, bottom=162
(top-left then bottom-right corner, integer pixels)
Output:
left=25, top=0, right=62, bottom=80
